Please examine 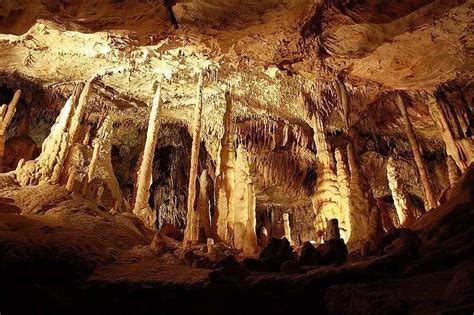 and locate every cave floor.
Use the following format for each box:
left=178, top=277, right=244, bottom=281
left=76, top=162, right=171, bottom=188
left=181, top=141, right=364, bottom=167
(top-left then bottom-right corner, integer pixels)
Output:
left=0, top=173, right=473, bottom=314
